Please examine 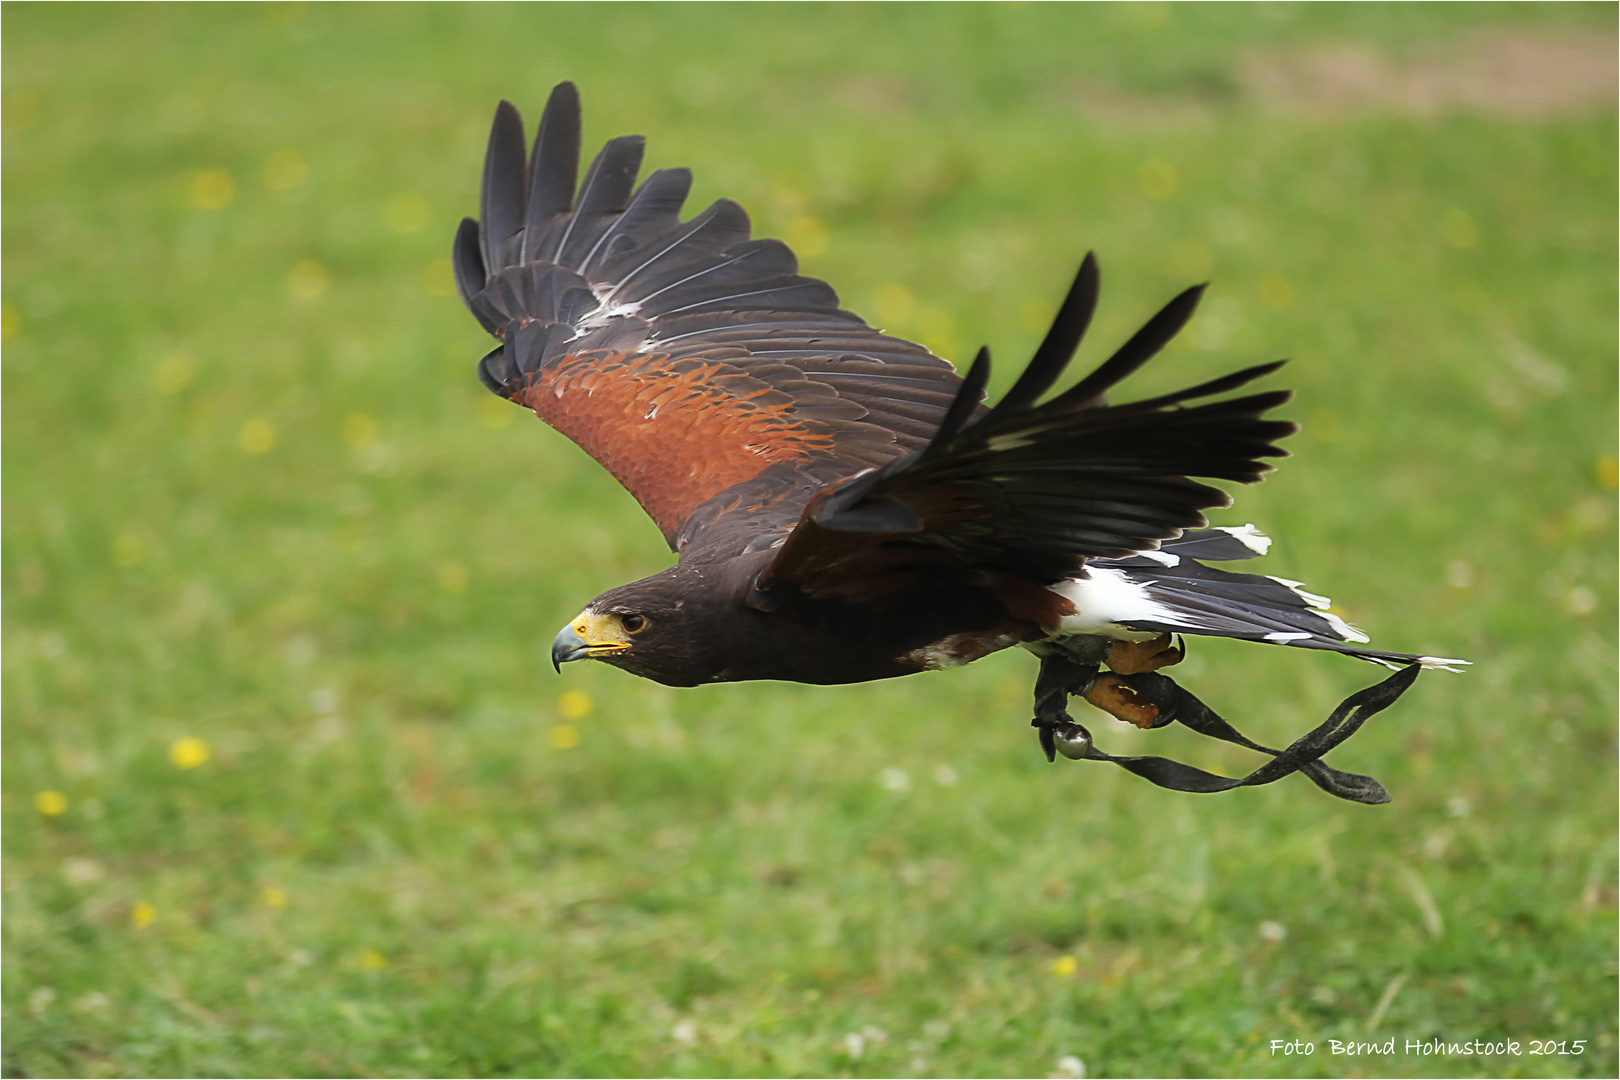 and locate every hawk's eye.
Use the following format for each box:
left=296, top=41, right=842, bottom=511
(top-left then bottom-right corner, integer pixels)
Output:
left=621, top=614, right=647, bottom=634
